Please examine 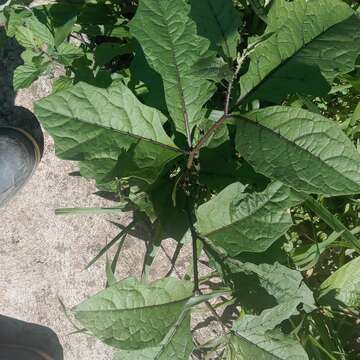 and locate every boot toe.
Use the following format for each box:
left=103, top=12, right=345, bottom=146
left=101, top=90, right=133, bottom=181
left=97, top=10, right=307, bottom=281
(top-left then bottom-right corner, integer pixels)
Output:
left=0, top=128, right=38, bottom=206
